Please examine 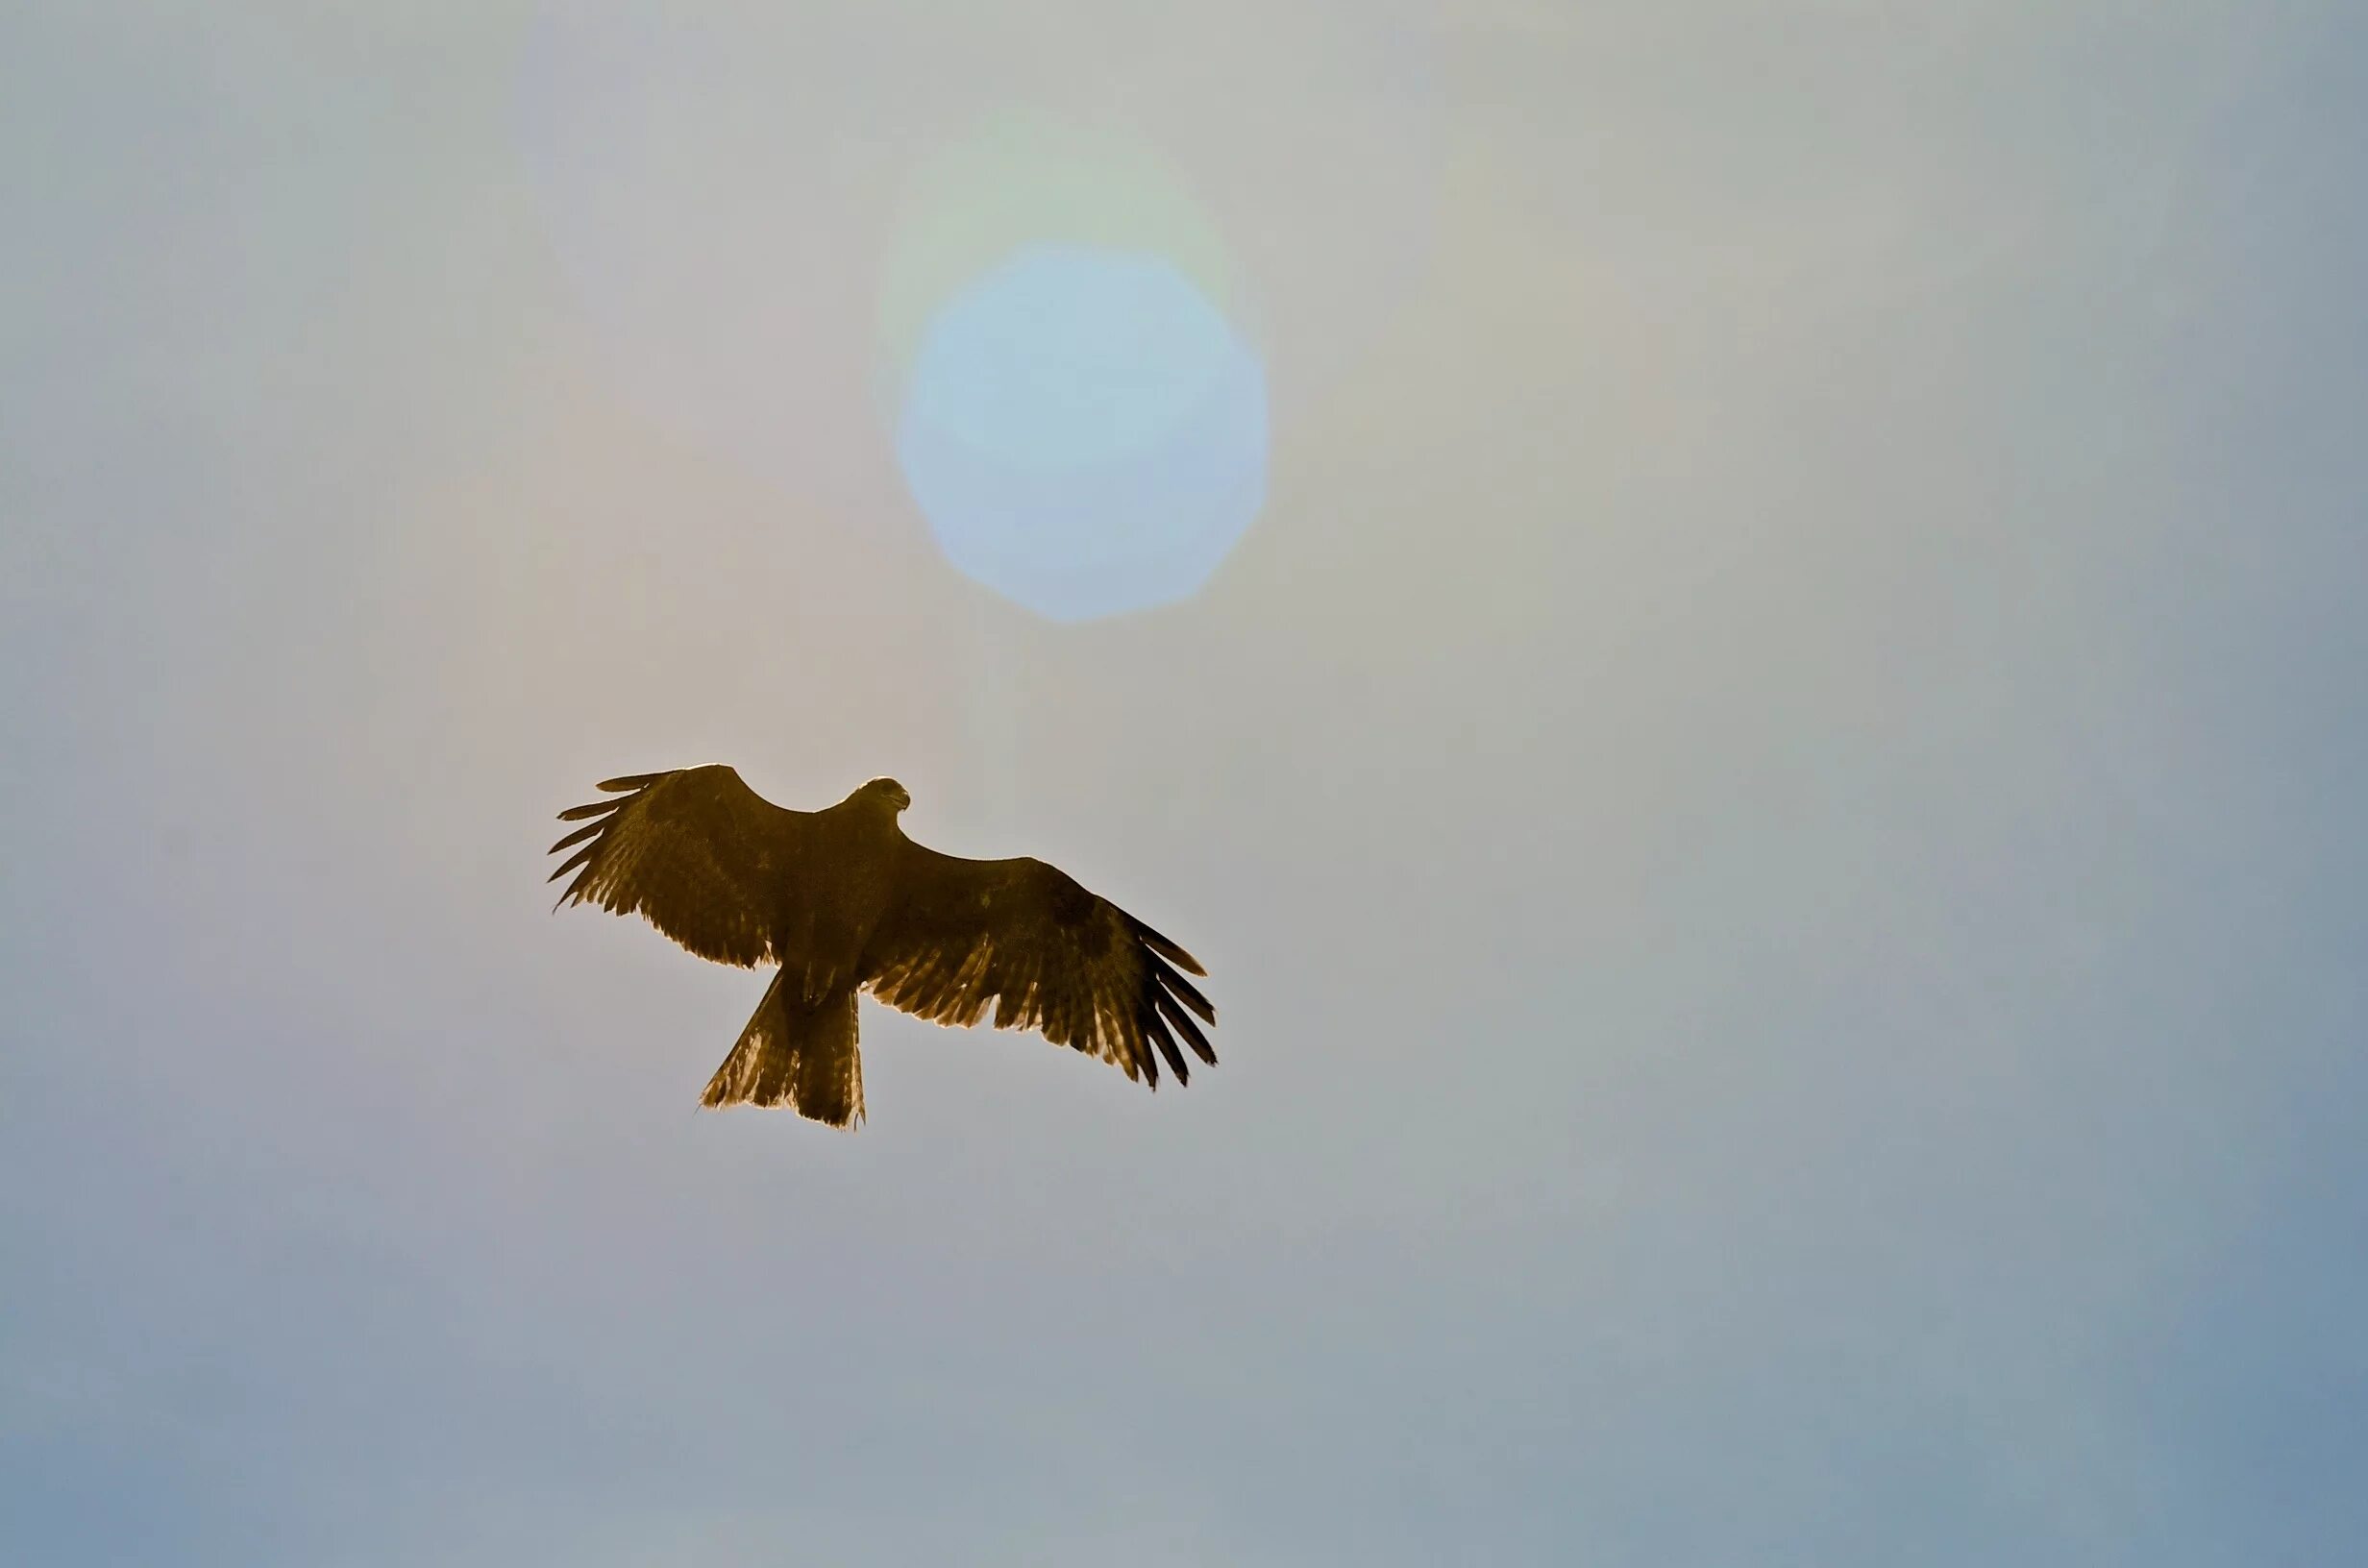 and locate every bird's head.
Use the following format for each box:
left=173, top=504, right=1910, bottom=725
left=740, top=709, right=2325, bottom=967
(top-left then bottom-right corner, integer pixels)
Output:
left=855, top=776, right=911, bottom=815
